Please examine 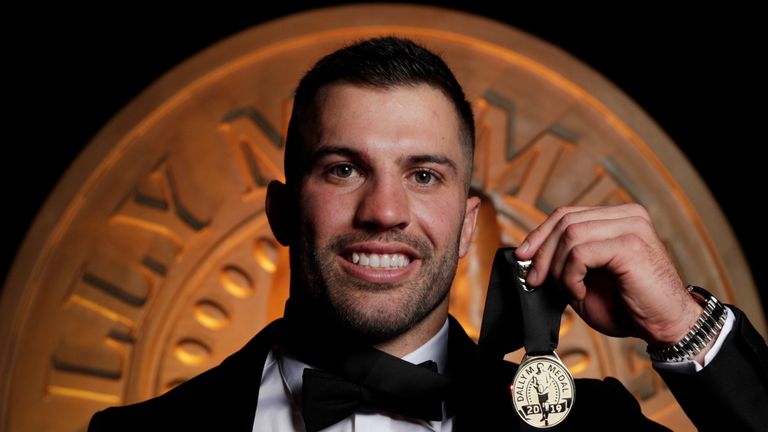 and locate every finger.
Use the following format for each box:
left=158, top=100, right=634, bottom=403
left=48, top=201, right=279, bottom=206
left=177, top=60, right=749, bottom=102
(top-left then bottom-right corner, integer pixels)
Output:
left=559, top=233, right=669, bottom=310
left=515, top=206, right=594, bottom=260
left=521, top=204, right=651, bottom=286
left=549, top=216, right=658, bottom=281
left=515, top=206, right=595, bottom=285
left=558, top=236, right=638, bottom=302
